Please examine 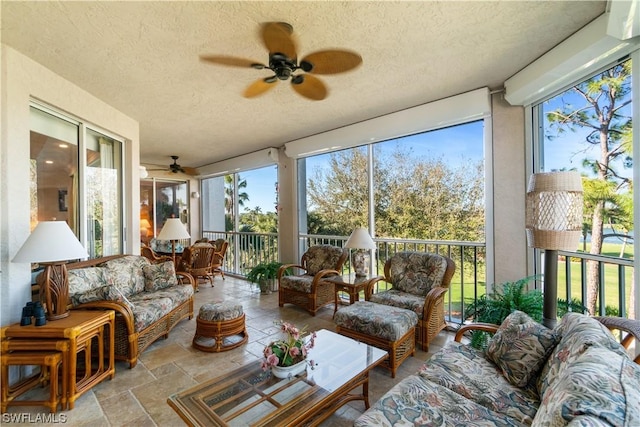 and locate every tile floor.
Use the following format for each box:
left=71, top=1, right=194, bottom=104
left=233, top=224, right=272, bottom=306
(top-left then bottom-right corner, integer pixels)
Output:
left=3, top=276, right=456, bottom=426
